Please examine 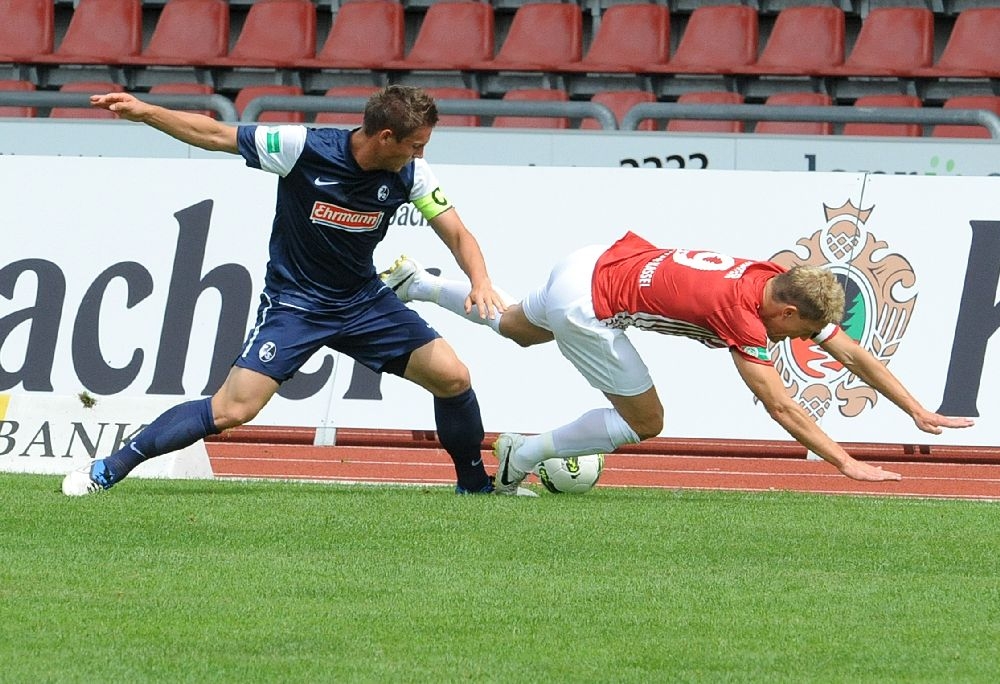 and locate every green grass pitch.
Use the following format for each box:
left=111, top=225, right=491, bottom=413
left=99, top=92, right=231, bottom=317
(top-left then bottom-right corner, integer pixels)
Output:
left=2, top=473, right=998, bottom=682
